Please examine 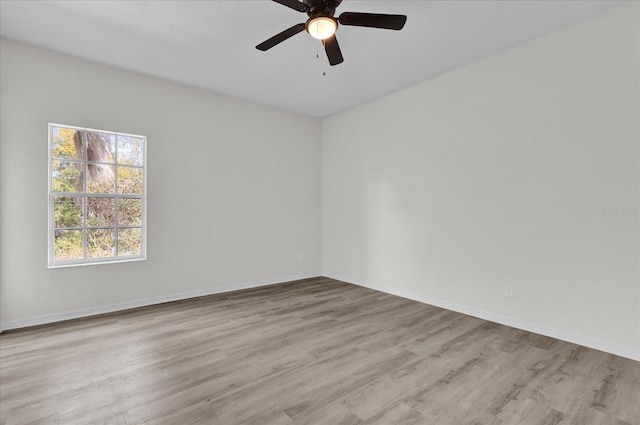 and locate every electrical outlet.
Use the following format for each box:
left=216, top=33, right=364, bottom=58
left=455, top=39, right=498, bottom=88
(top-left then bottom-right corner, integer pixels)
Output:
left=504, top=284, right=514, bottom=297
